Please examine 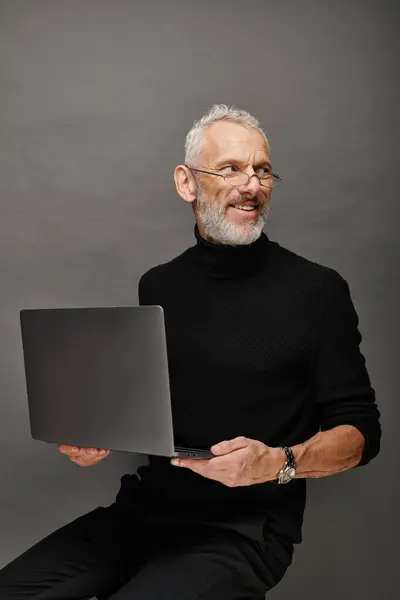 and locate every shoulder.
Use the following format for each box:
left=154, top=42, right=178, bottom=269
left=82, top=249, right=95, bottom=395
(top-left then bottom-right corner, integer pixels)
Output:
left=267, top=239, right=351, bottom=305
left=138, top=248, right=192, bottom=296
